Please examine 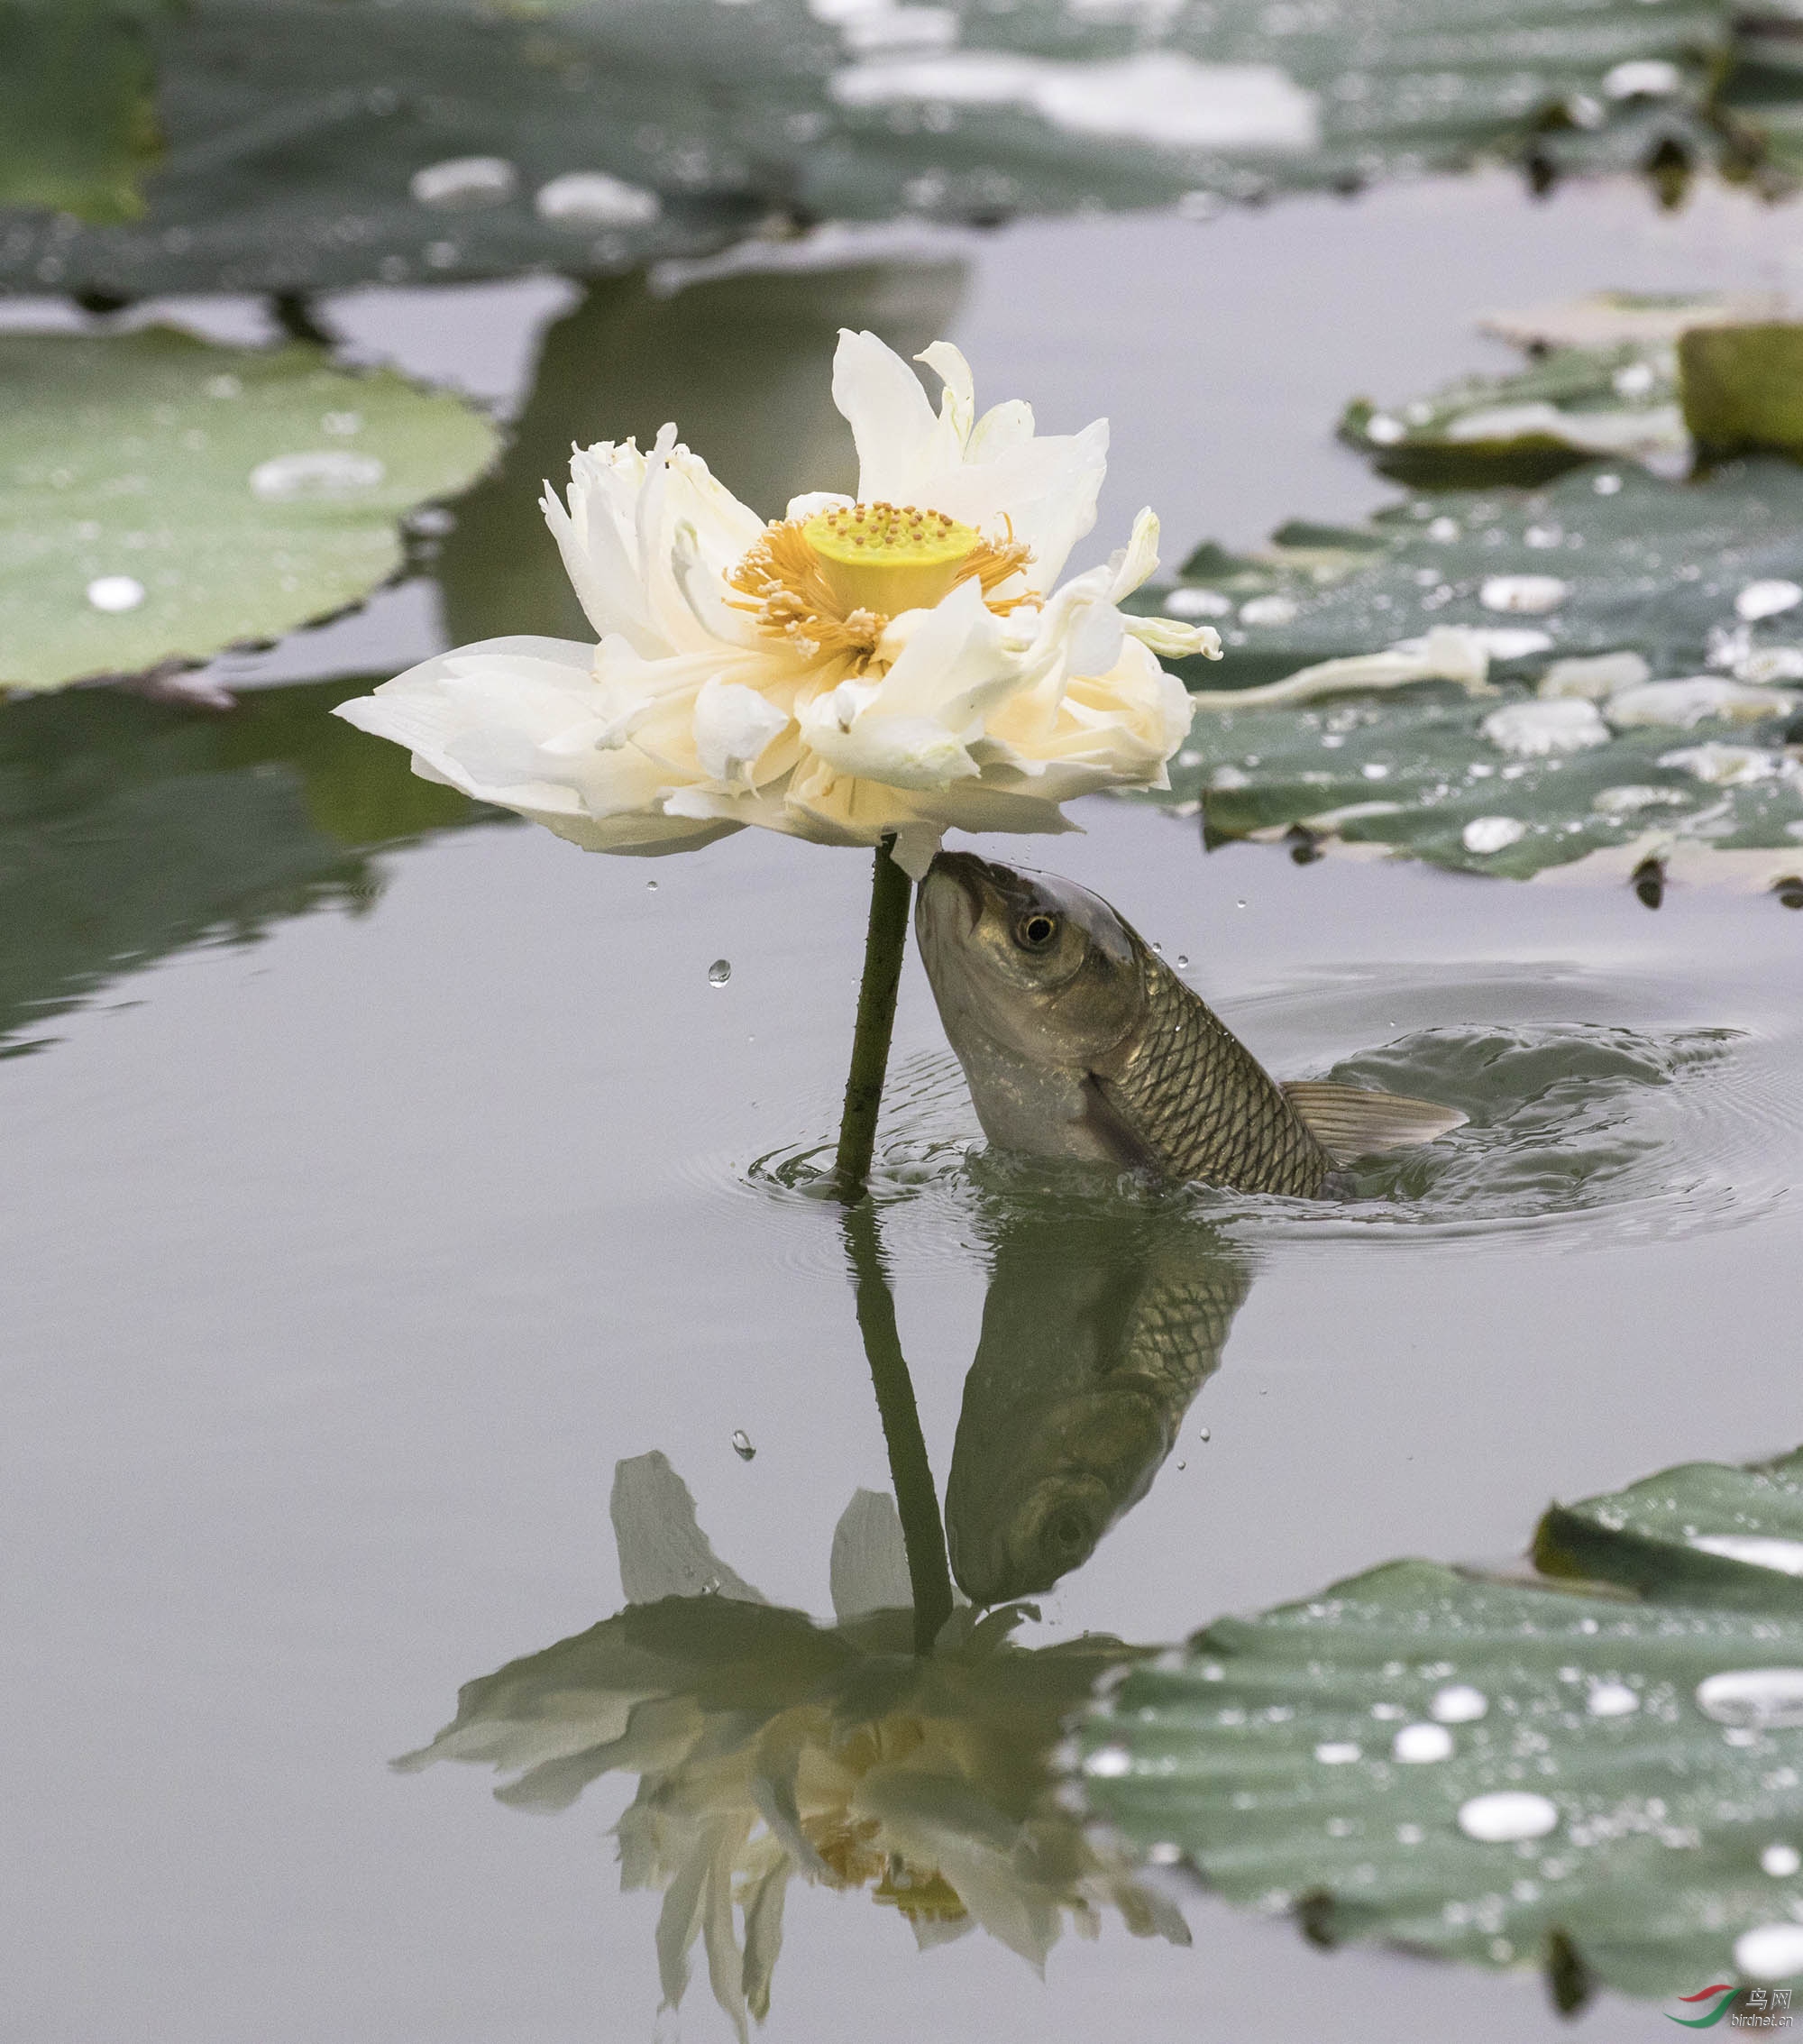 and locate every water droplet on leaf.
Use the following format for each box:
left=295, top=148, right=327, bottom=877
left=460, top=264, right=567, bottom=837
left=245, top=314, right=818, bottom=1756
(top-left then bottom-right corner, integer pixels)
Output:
left=86, top=574, right=145, bottom=612
left=1394, top=1722, right=1454, bottom=1764
left=1458, top=1792, right=1560, bottom=1843
left=250, top=451, right=385, bottom=501
left=1430, top=1684, right=1487, bottom=1724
